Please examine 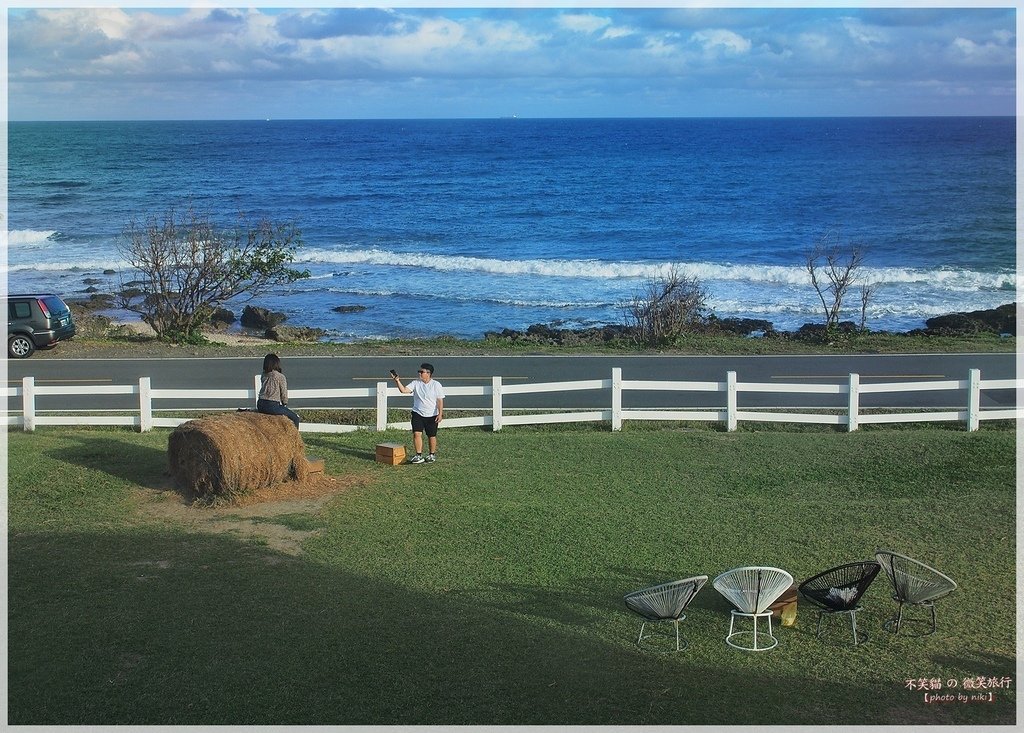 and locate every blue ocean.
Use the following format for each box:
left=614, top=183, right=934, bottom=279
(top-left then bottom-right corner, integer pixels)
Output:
left=6, top=117, right=1016, bottom=340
